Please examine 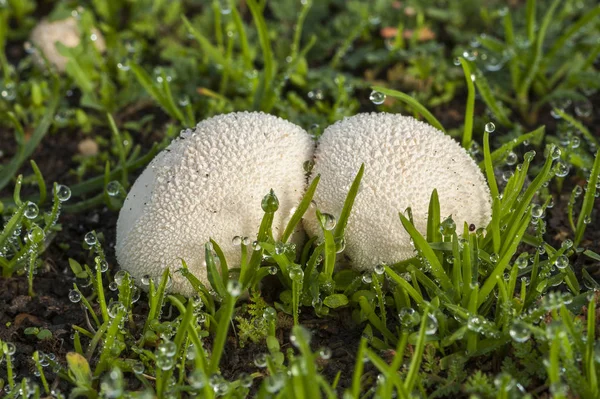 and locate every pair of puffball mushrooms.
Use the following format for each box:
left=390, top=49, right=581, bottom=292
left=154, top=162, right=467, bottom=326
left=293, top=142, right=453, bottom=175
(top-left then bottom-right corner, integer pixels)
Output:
left=116, top=112, right=492, bottom=296
left=28, top=18, right=493, bottom=295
